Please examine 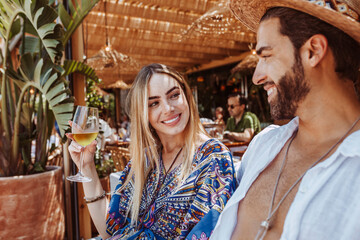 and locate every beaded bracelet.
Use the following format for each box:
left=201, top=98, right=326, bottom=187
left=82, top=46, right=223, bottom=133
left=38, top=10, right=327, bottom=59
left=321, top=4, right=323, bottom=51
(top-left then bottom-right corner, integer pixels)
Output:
left=84, top=190, right=106, bottom=204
